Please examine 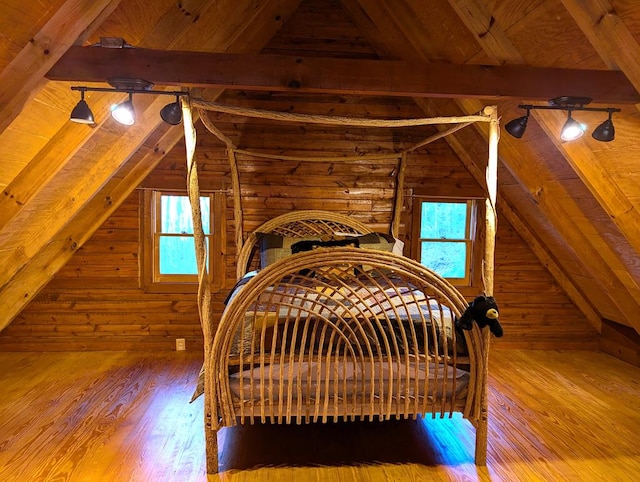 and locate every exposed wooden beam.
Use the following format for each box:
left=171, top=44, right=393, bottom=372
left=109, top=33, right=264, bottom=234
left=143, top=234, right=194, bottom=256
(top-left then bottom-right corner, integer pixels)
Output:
left=0, top=0, right=302, bottom=331
left=0, top=0, right=122, bottom=134
left=46, top=46, right=640, bottom=103
left=462, top=96, right=640, bottom=332
left=0, top=121, right=189, bottom=332
left=533, top=108, right=640, bottom=284
left=560, top=0, right=640, bottom=98
left=0, top=96, right=169, bottom=294
left=415, top=97, right=602, bottom=331
left=446, top=0, right=640, bottom=332
left=0, top=90, right=130, bottom=231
